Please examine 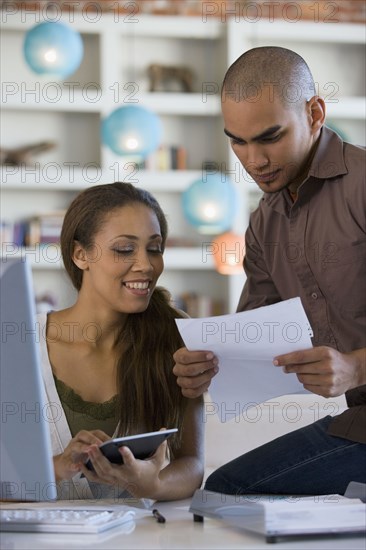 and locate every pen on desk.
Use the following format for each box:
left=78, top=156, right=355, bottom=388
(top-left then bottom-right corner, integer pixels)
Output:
left=152, top=508, right=166, bottom=523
